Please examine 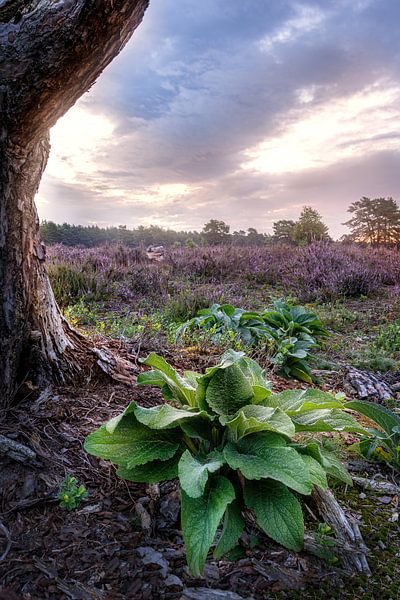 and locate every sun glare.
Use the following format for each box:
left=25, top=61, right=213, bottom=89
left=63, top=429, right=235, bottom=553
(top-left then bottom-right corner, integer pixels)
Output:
left=242, top=83, right=400, bottom=175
